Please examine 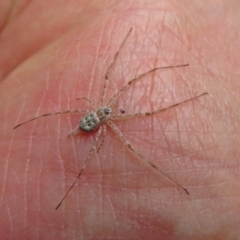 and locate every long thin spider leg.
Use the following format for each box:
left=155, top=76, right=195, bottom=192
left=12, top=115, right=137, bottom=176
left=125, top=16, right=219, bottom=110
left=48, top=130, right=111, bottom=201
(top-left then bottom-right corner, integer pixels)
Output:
left=96, top=124, right=106, bottom=153
left=56, top=126, right=103, bottom=210
left=13, top=109, right=88, bottom=129
left=76, top=97, right=96, bottom=108
left=107, top=120, right=189, bottom=195
left=101, top=28, right=133, bottom=106
left=107, top=64, right=189, bottom=107
left=111, top=92, right=208, bottom=121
